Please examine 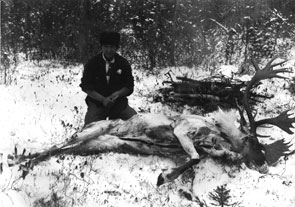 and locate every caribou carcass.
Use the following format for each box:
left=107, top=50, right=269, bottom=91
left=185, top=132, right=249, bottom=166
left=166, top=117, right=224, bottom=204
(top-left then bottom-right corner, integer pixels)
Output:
left=7, top=58, right=295, bottom=187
